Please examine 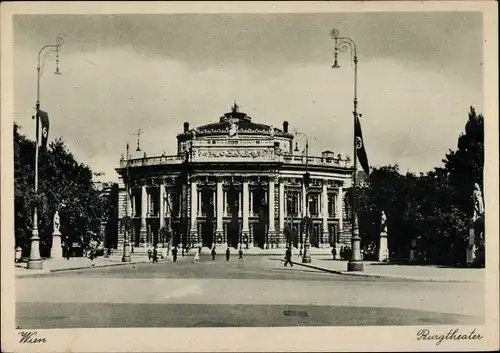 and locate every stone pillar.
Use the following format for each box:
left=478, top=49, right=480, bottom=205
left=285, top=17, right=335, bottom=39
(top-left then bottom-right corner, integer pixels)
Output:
left=242, top=179, right=250, bottom=245
left=268, top=177, right=276, bottom=236
left=216, top=178, right=224, bottom=246
left=302, top=183, right=307, bottom=217
left=159, top=184, right=165, bottom=229
left=140, top=184, right=147, bottom=246
left=337, top=186, right=343, bottom=232
left=466, top=222, right=477, bottom=265
left=278, top=180, right=285, bottom=247
left=128, top=191, right=133, bottom=217
left=378, top=229, right=389, bottom=262
left=190, top=180, right=199, bottom=246
left=322, top=181, right=329, bottom=248
left=250, top=191, right=254, bottom=216
left=223, top=190, right=228, bottom=217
